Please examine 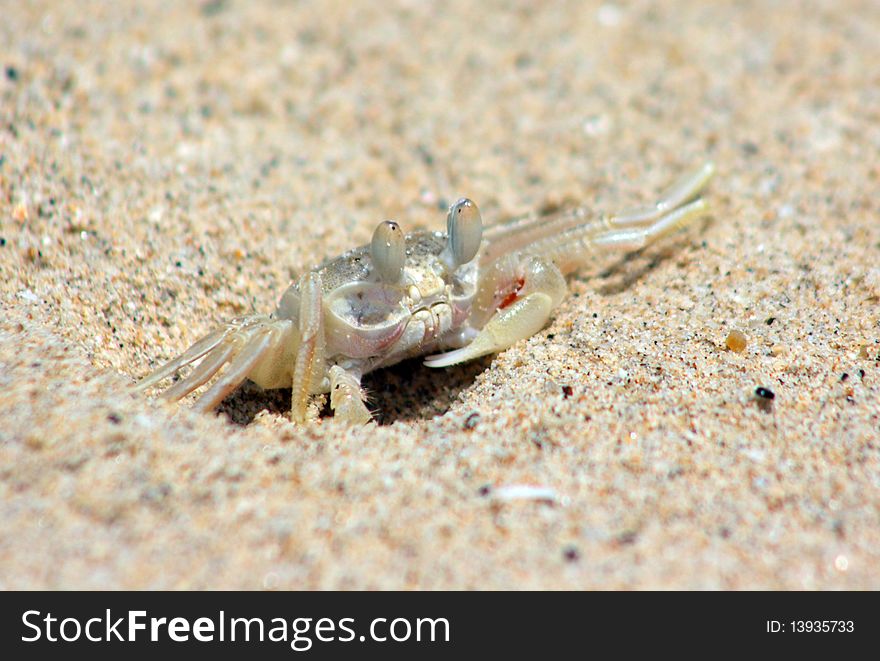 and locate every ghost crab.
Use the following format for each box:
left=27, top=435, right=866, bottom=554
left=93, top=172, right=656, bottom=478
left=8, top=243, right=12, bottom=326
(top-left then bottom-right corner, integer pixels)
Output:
left=138, top=163, right=715, bottom=424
